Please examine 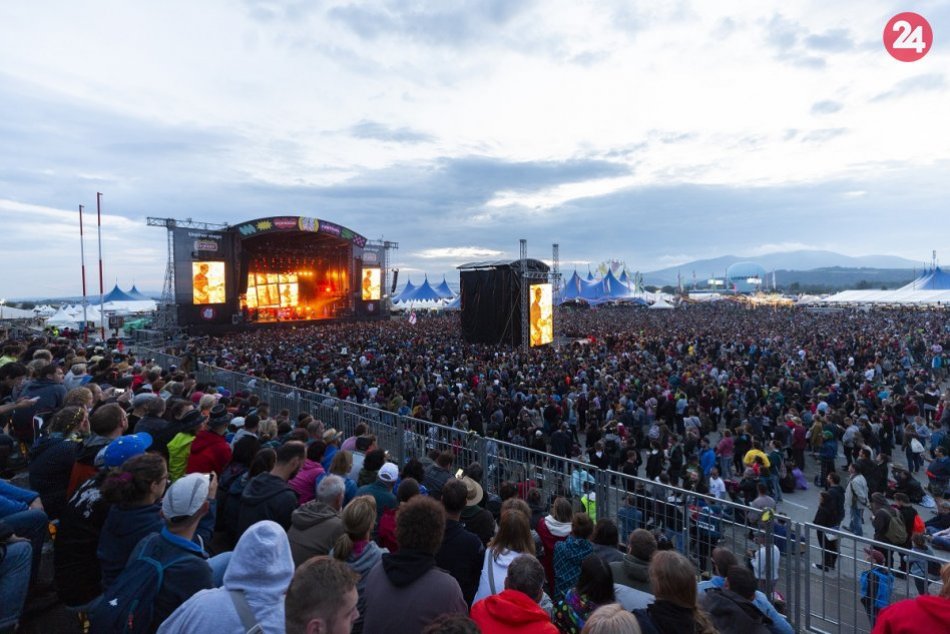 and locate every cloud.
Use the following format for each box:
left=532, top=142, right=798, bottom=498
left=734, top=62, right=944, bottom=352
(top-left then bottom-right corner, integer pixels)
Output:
left=349, top=120, right=434, bottom=144
left=805, top=29, right=855, bottom=52
left=800, top=128, right=847, bottom=143
left=811, top=100, right=842, bottom=115
left=414, top=246, right=504, bottom=259
left=871, top=74, right=947, bottom=102
left=328, top=0, right=535, bottom=46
